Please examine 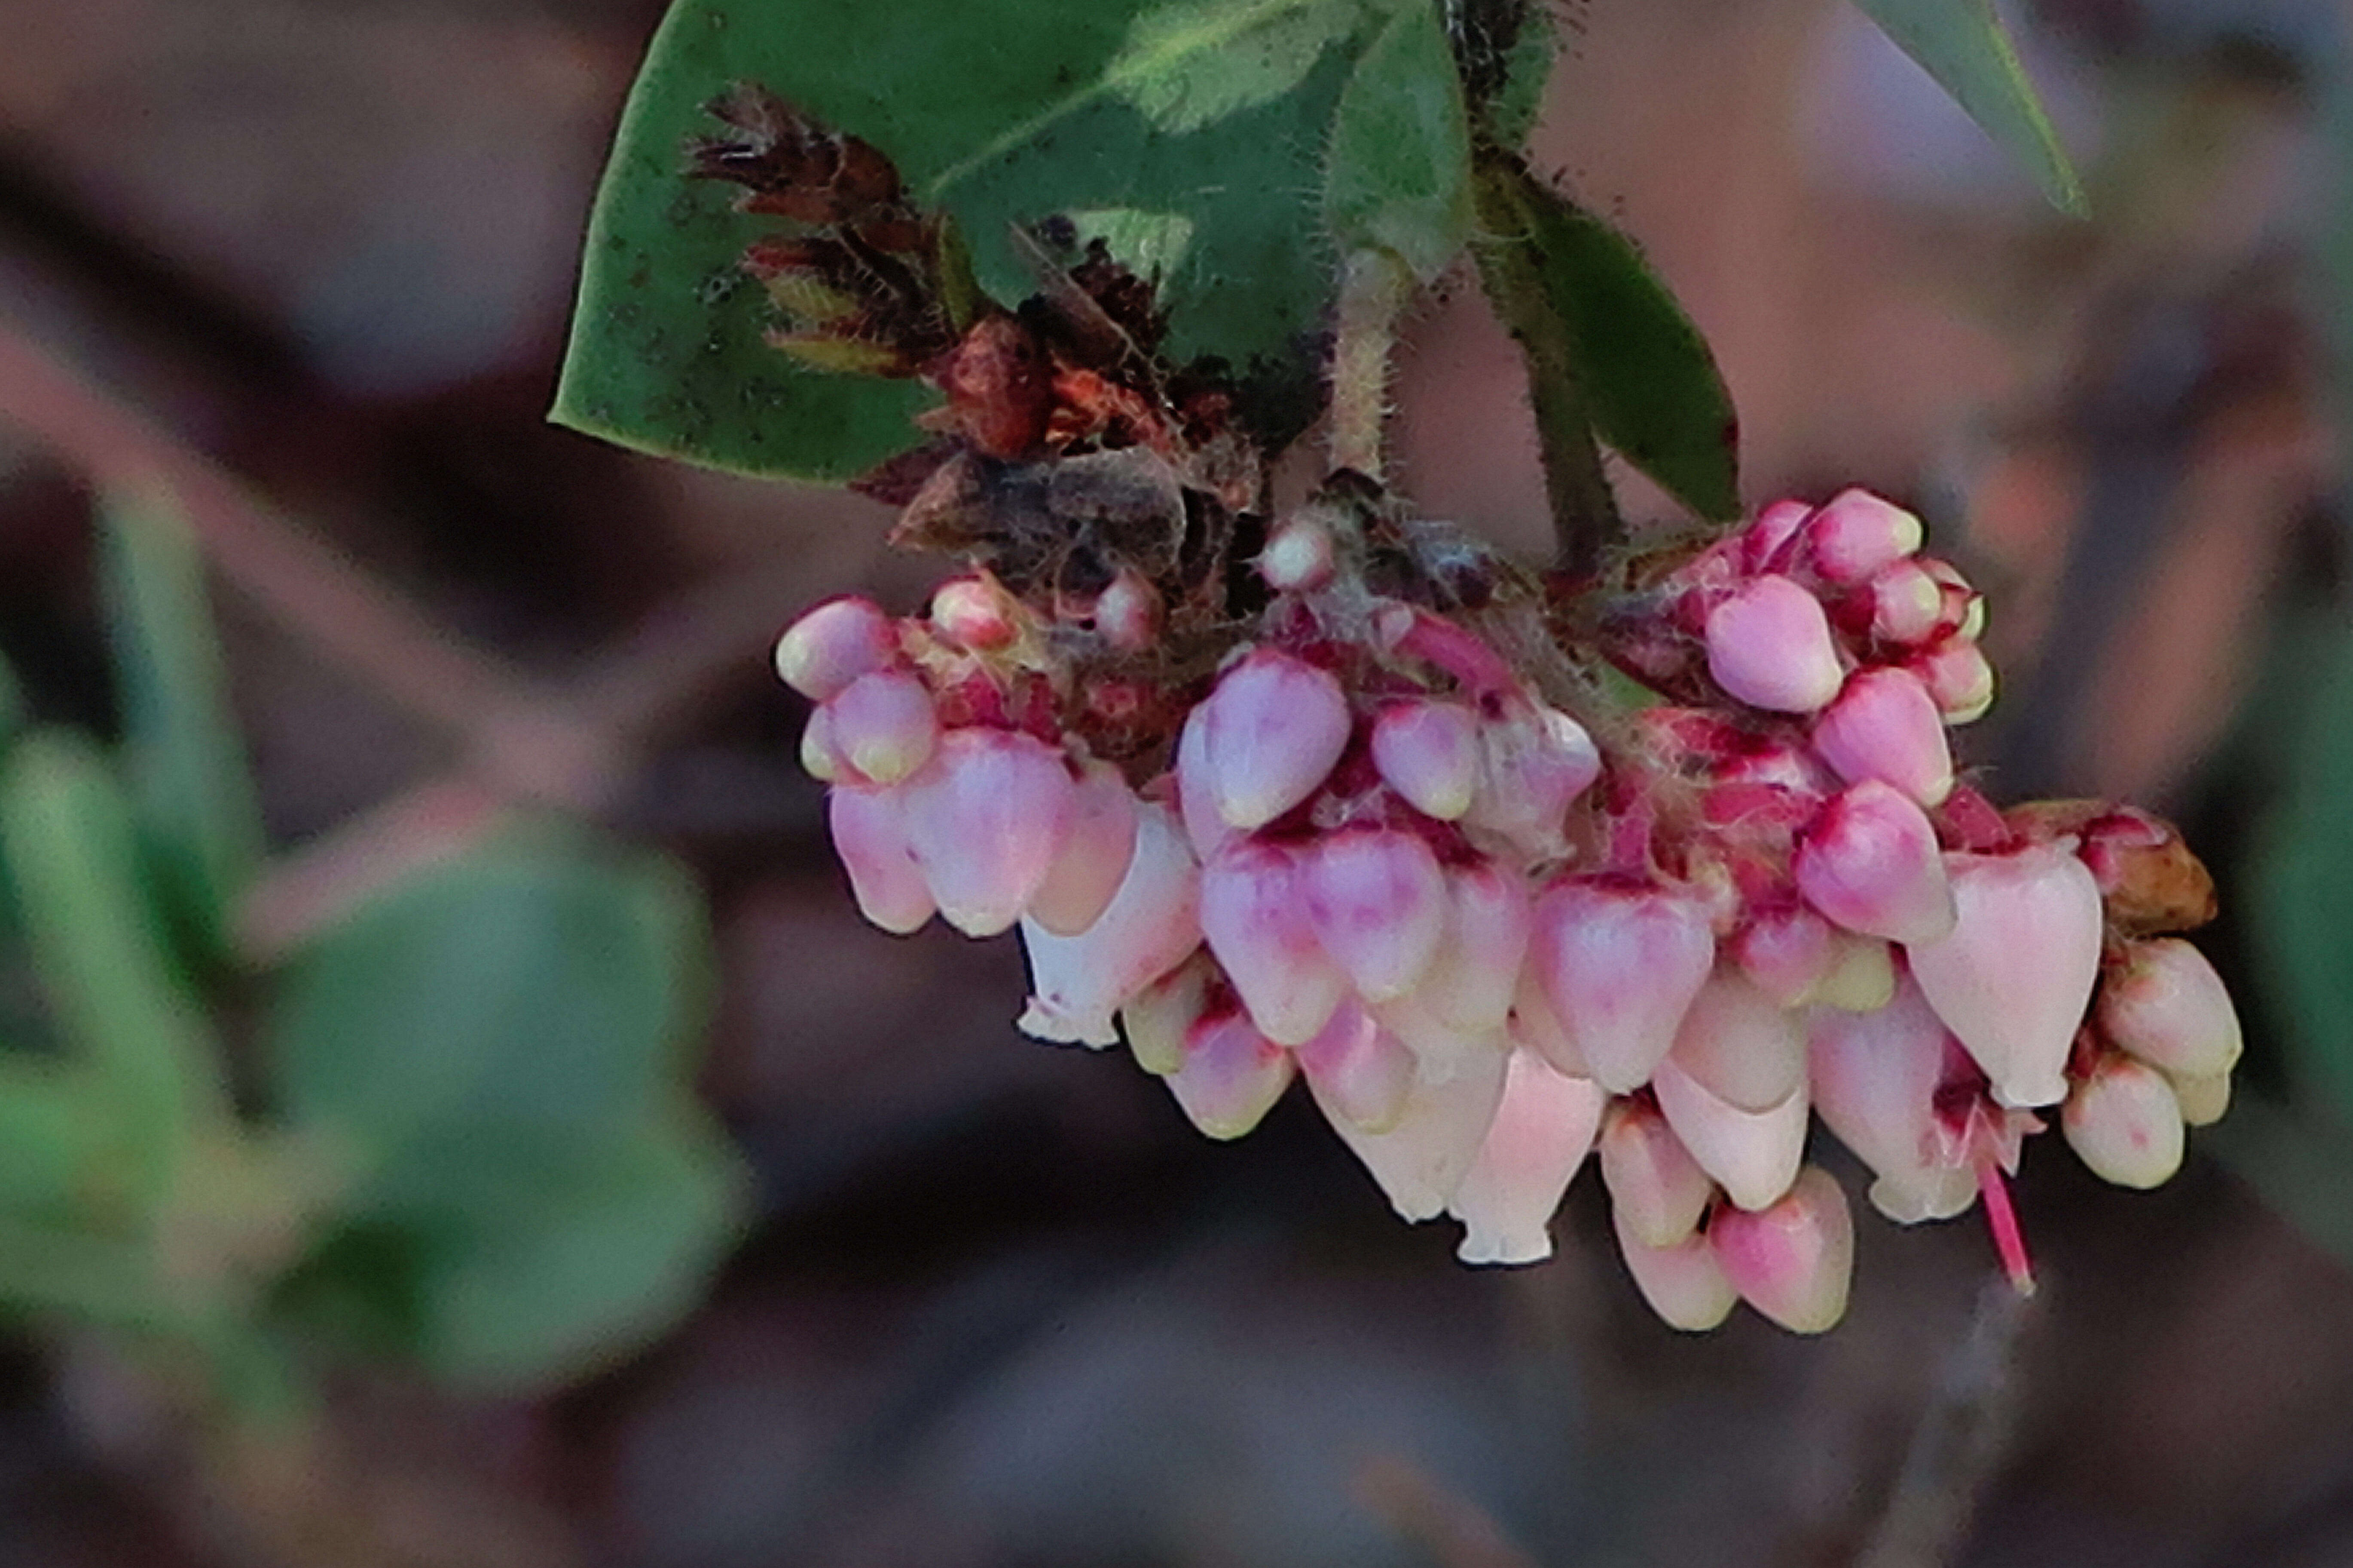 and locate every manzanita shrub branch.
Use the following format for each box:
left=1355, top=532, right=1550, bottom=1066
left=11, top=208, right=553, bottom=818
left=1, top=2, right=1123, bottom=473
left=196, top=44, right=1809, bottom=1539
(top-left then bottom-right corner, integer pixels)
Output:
left=553, top=0, right=2214, bottom=1337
